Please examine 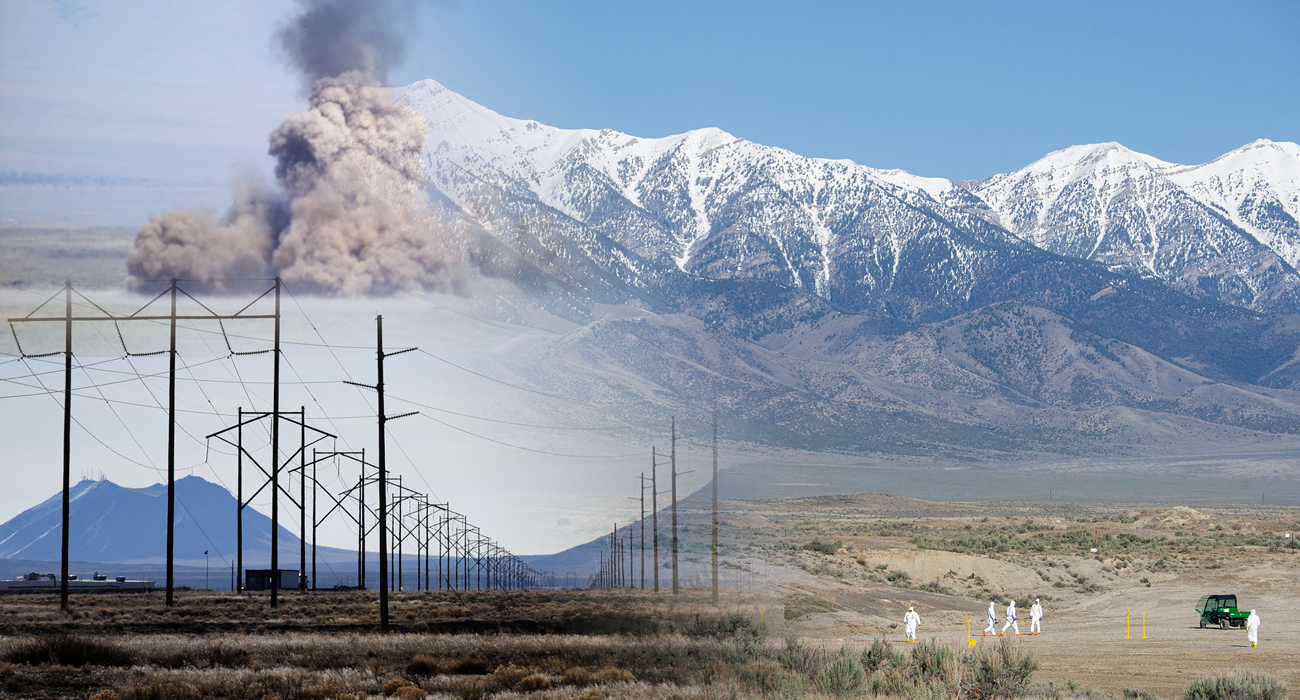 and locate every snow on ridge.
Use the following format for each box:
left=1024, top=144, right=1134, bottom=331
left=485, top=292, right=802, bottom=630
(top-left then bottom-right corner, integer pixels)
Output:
left=398, top=79, right=953, bottom=207
left=973, top=142, right=1178, bottom=231
left=870, top=168, right=953, bottom=199
left=1161, top=139, right=1300, bottom=267
left=398, top=79, right=1300, bottom=311
left=398, top=78, right=969, bottom=279
left=1020, top=142, right=1173, bottom=187
left=1163, top=139, right=1300, bottom=197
